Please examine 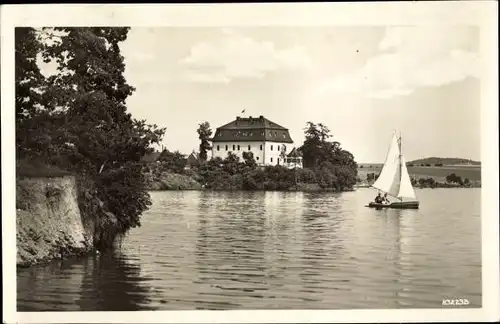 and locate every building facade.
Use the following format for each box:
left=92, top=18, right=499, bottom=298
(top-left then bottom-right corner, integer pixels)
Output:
left=284, top=147, right=303, bottom=169
left=211, top=115, right=301, bottom=167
